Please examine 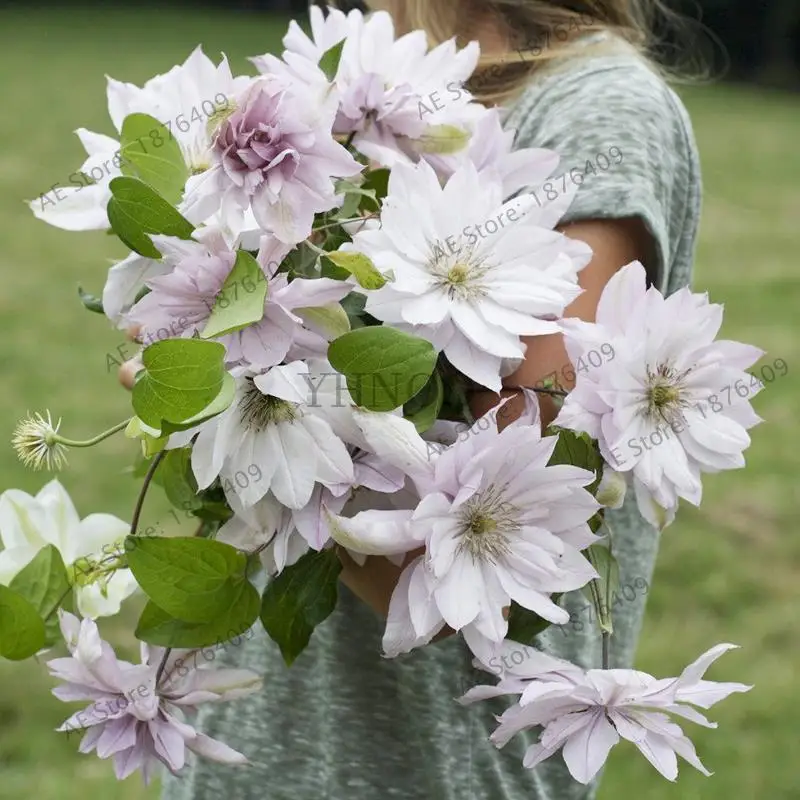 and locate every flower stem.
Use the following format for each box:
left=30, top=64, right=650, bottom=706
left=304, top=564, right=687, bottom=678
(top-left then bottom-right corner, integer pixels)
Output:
left=344, top=130, right=357, bottom=149
left=154, top=646, right=172, bottom=687
left=130, top=450, right=167, bottom=537
left=311, top=214, right=377, bottom=233
left=50, top=418, right=132, bottom=449
left=305, top=240, right=327, bottom=257
left=585, top=545, right=614, bottom=669
left=529, top=387, right=568, bottom=398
